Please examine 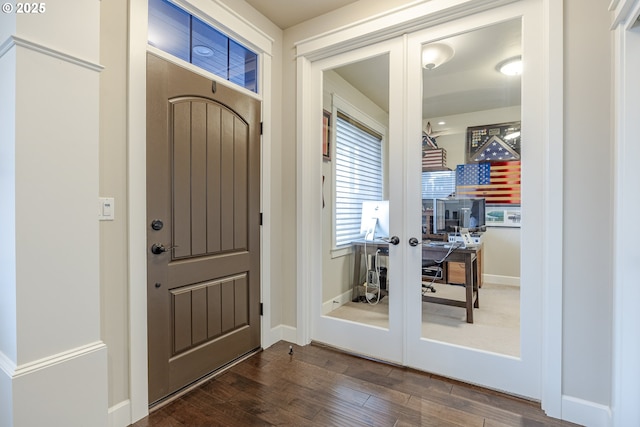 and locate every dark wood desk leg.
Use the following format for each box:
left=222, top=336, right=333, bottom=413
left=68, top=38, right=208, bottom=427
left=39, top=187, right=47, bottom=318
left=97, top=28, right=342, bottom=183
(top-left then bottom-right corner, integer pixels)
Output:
left=352, top=246, right=362, bottom=302
left=465, top=253, right=474, bottom=323
left=473, top=257, right=479, bottom=308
